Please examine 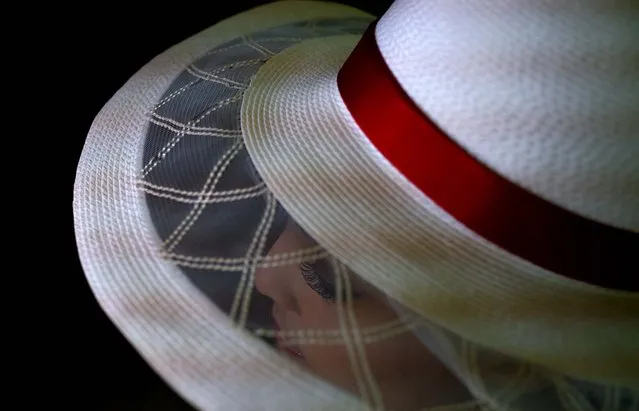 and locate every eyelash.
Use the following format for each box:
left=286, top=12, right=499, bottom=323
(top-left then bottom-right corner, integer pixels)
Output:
left=300, top=262, right=360, bottom=302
